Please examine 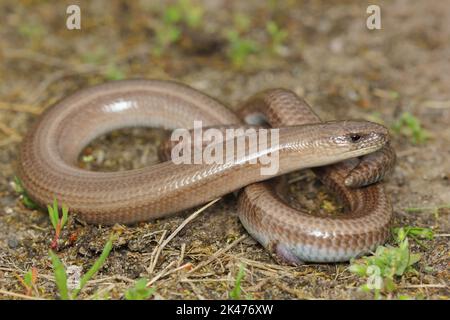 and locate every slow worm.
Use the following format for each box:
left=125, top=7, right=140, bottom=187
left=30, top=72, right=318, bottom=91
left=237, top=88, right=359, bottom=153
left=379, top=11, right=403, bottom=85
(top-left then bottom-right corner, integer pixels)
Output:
left=17, top=80, right=394, bottom=262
